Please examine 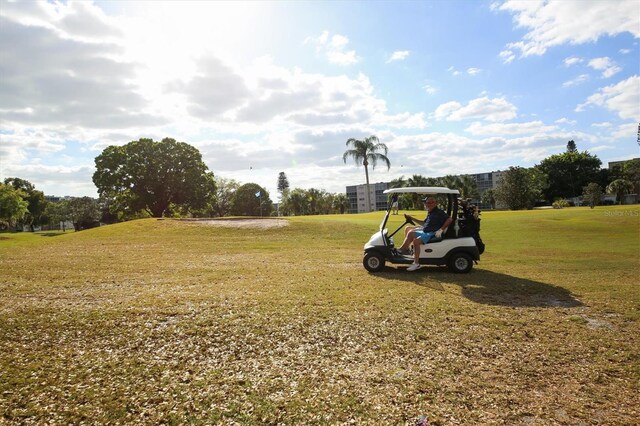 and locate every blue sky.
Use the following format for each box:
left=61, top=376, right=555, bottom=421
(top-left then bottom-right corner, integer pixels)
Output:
left=0, top=0, right=638, bottom=199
